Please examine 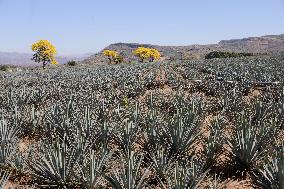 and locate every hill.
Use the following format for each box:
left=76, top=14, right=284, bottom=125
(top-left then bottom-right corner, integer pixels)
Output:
left=0, top=52, right=90, bottom=66
left=83, top=34, right=284, bottom=64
